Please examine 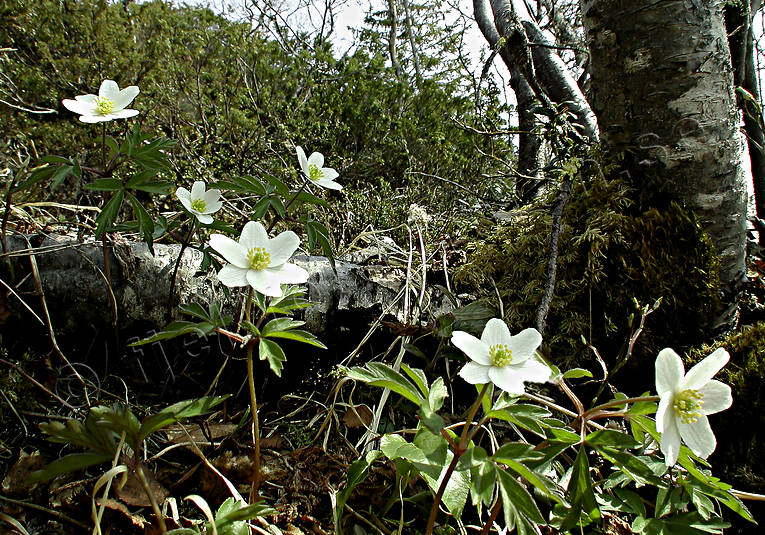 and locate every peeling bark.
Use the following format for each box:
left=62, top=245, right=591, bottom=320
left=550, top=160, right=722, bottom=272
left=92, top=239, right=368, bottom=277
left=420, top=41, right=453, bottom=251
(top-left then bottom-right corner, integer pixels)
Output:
left=581, top=0, right=748, bottom=327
